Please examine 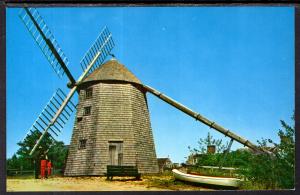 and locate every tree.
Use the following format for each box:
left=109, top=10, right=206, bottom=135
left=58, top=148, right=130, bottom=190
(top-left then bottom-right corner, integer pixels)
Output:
left=188, top=132, right=227, bottom=154
left=6, top=130, right=53, bottom=177
left=223, top=149, right=252, bottom=167
left=187, top=132, right=229, bottom=167
left=16, top=130, right=53, bottom=159
left=239, top=116, right=295, bottom=189
left=15, top=130, right=52, bottom=170
left=7, top=129, right=69, bottom=176
left=47, top=141, right=68, bottom=170
left=7, top=154, right=20, bottom=170
left=186, top=115, right=295, bottom=190
left=7, top=130, right=52, bottom=172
